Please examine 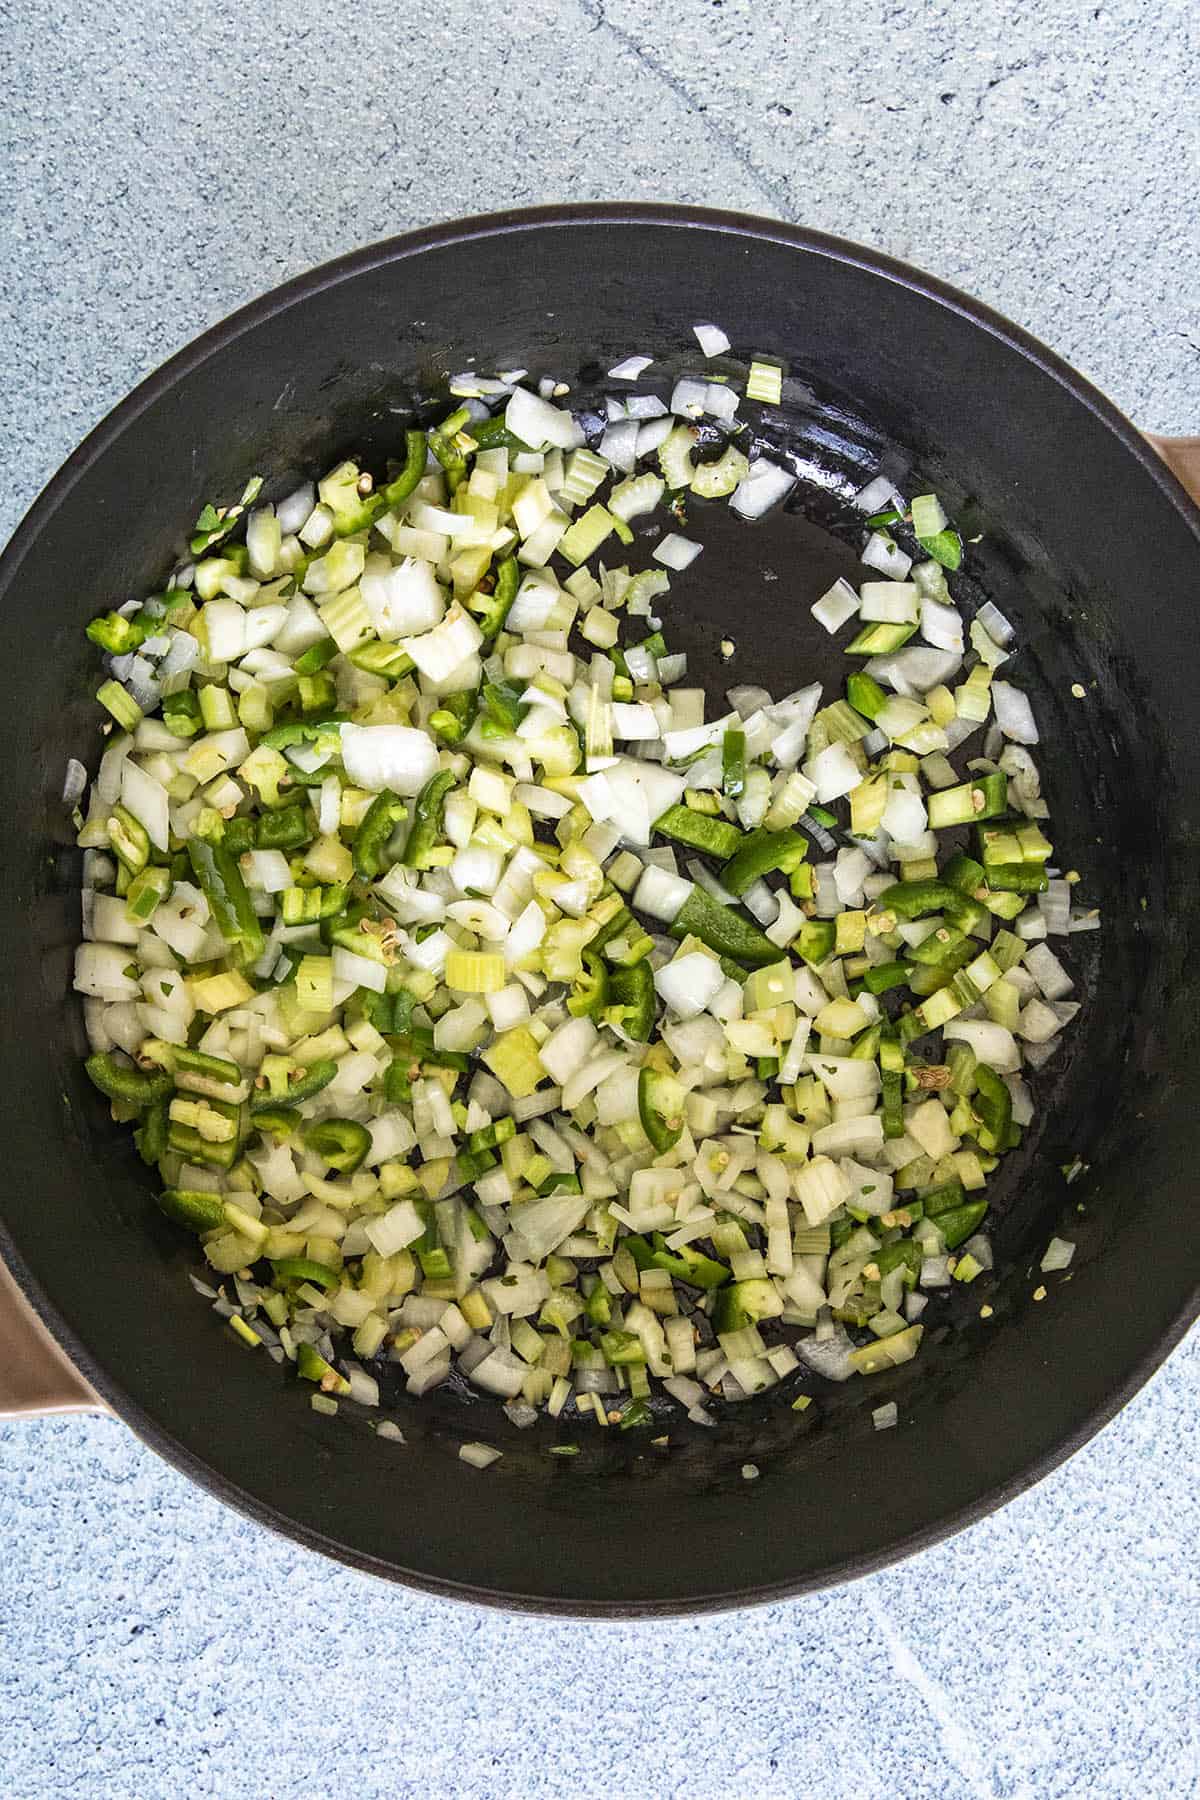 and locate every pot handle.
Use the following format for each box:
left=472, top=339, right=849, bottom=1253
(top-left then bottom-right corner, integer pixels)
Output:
left=1145, top=434, right=1200, bottom=507
left=1, top=431, right=1196, bottom=1421
left=0, top=1255, right=106, bottom=1415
